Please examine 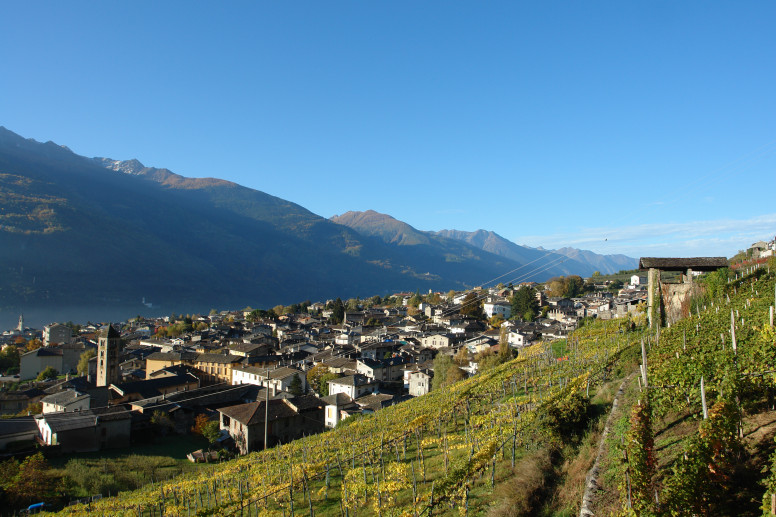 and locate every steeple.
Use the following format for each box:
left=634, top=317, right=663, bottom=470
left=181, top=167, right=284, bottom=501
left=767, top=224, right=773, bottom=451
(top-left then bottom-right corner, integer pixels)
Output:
left=17, top=314, right=24, bottom=332
left=96, top=323, right=122, bottom=387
